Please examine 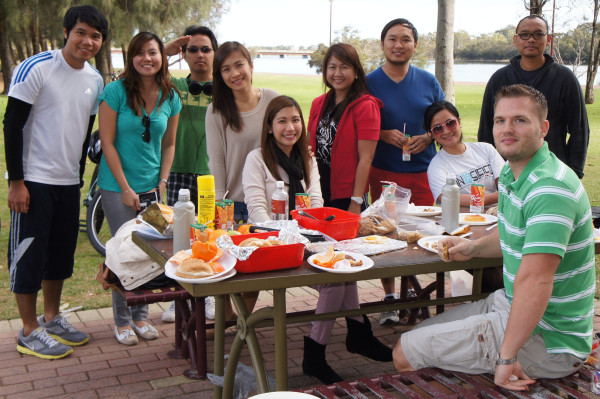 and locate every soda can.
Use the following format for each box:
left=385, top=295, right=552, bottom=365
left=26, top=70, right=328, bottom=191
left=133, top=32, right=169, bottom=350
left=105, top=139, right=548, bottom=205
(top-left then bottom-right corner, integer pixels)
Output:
left=295, top=193, right=311, bottom=210
left=470, top=183, right=485, bottom=213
